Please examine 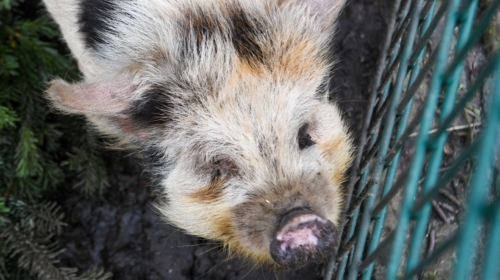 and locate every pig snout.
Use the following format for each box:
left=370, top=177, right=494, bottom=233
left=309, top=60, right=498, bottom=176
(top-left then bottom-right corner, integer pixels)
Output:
left=270, top=208, right=337, bottom=269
